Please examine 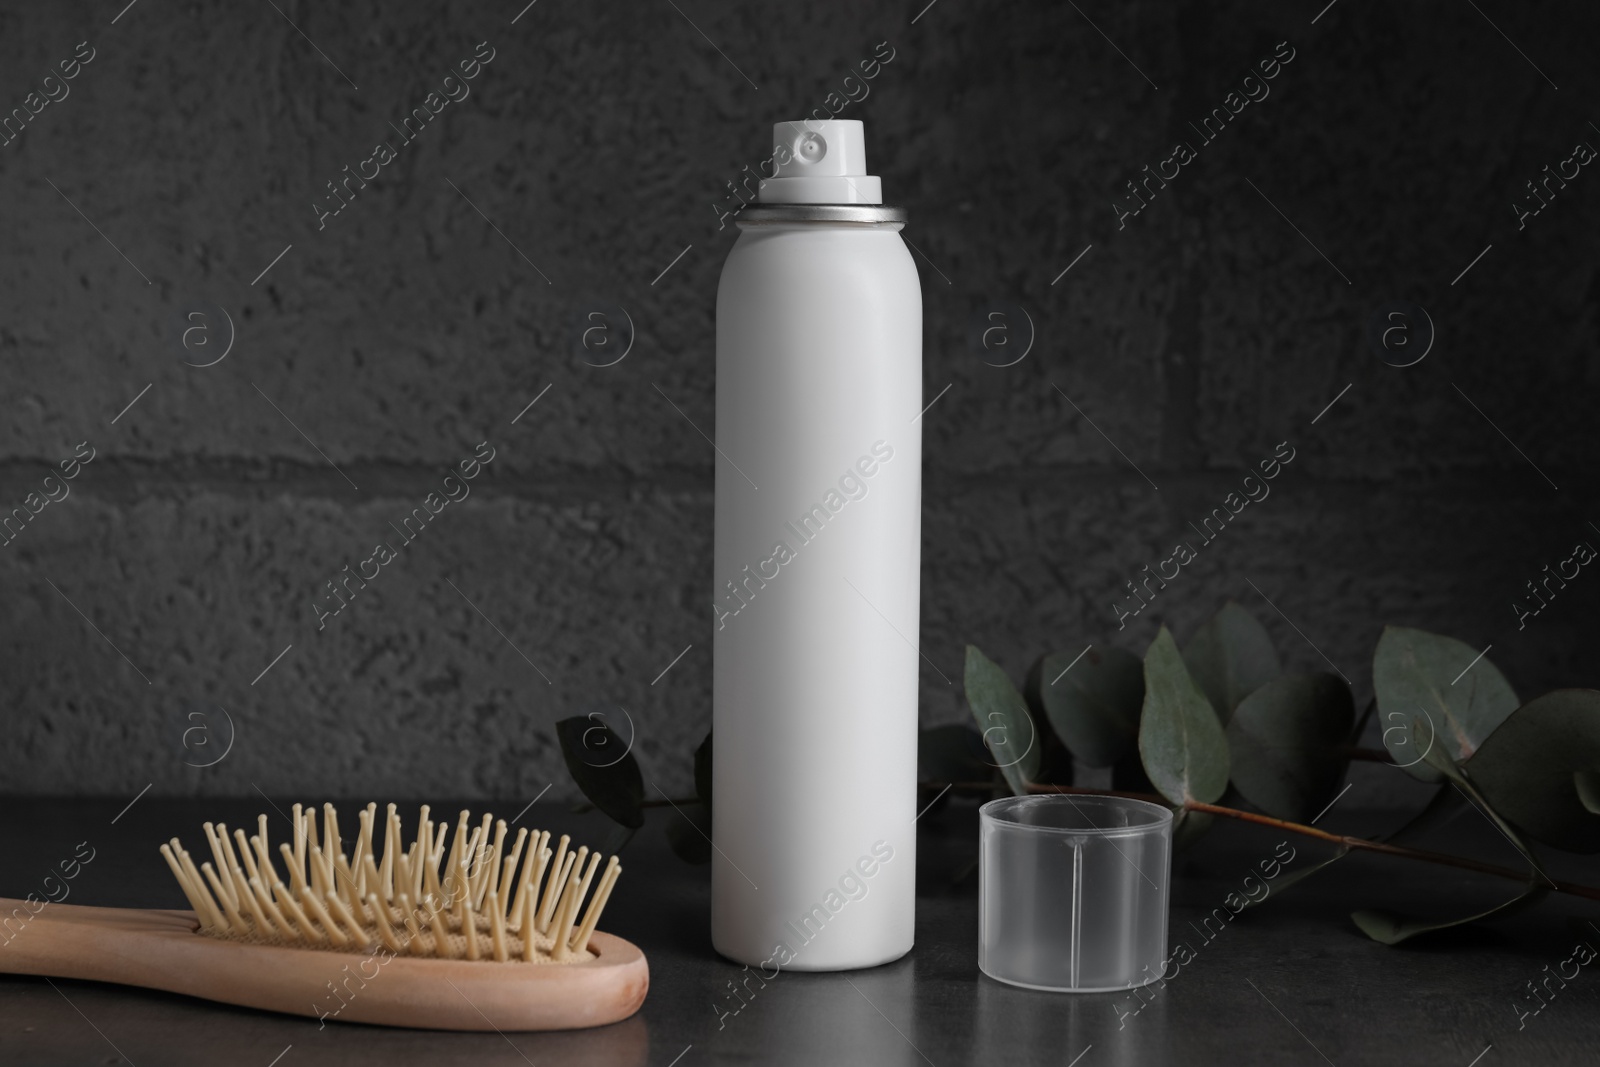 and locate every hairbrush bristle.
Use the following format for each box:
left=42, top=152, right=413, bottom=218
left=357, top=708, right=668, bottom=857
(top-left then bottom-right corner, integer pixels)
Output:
left=162, top=804, right=622, bottom=963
